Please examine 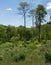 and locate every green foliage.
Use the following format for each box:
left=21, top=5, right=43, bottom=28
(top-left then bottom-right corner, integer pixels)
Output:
left=45, top=51, right=51, bottom=62
left=0, top=25, right=7, bottom=43
left=41, top=24, right=51, bottom=40
left=42, top=40, right=47, bottom=44
left=0, top=54, right=3, bottom=61
left=0, top=41, right=51, bottom=65
left=27, top=43, right=36, bottom=49
left=25, top=29, right=32, bottom=40
left=10, top=47, right=27, bottom=62
left=0, top=24, right=51, bottom=44
left=17, top=26, right=25, bottom=40
left=17, top=26, right=32, bottom=41
left=34, top=41, right=39, bottom=44
left=36, top=4, right=47, bottom=20
left=17, top=41, right=24, bottom=47
left=13, top=51, right=25, bottom=62
left=0, top=42, right=14, bottom=48
left=10, top=36, right=20, bottom=43
left=6, top=25, right=17, bottom=42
